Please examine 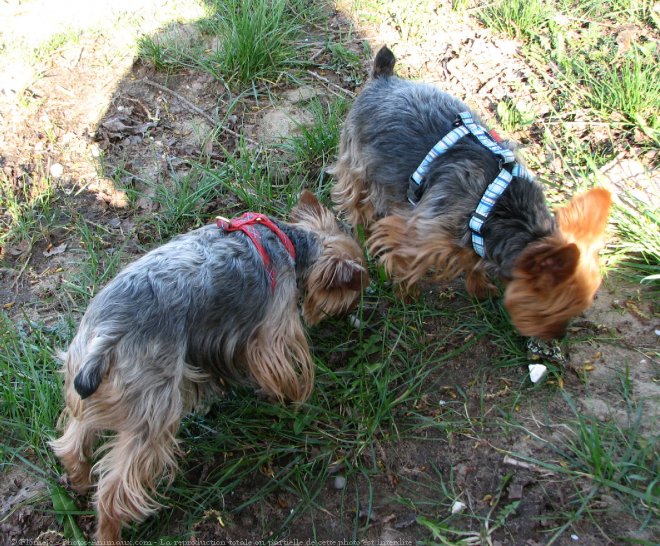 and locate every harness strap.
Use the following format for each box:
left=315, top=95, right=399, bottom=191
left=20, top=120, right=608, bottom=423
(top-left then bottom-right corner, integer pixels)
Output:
left=408, top=111, right=535, bottom=258
left=216, top=212, right=296, bottom=290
